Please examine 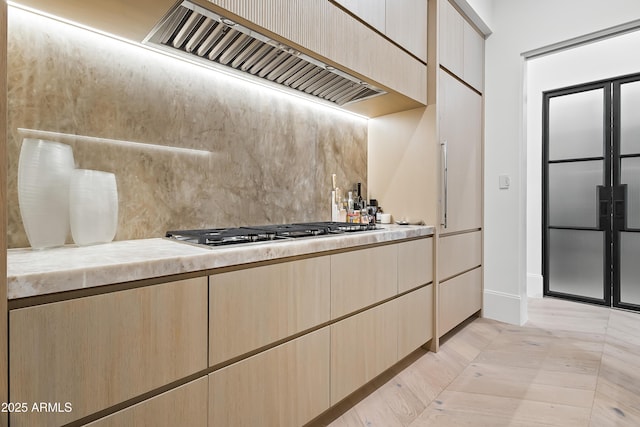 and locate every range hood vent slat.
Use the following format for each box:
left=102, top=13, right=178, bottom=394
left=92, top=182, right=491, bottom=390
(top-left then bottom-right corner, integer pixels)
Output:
left=290, top=67, right=323, bottom=90
left=145, top=1, right=386, bottom=106
left=230, top=39, right=263, bottom=68
left=257, top=52, right=291, bottom=78
left=248, top=48, right=280, bottom=75
left=207, top=28, right=240, bottom=61
left=275, top=59, right=308, bottom=84
left=282, top=62, right=316, bottom=87
left=307, top=74, right=342, bottom=95
left=240, top=43, right=272, bottom=72
left=185, top=17, right=215, bottom=53
left=196, top=23, right=224, bottom=57
left=172, top=11, right=203, bottom=49
left=313, top=76, right=346, bottom=97
left=218, top=33, right=252, bottom=65
left=265, top=55, right=301, bottom=81
left=323, top=80, right=353, bottom=100
left=158, top=7, right=189, bottom=45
